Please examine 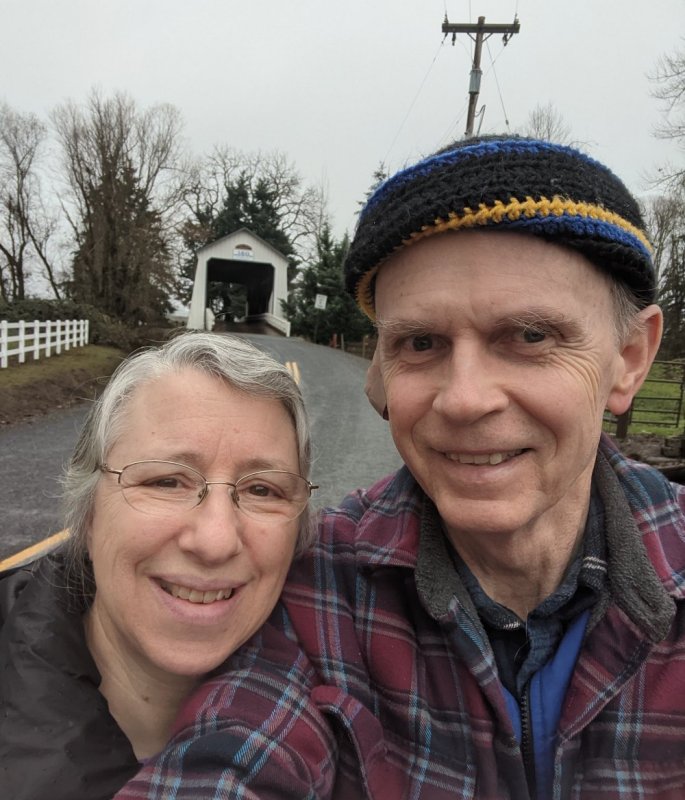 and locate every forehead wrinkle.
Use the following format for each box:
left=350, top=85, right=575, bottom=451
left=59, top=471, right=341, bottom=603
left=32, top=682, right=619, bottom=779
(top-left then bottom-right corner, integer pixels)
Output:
left=376, top=317, right=437, bottom=336
left=129, top=451, right=295, bottom=476
left=235, top=456, right=297, bottom=475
